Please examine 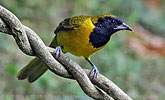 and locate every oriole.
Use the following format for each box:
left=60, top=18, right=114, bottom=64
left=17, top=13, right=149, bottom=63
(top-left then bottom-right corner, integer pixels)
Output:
left=17, top=14, right=133, bottom=82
